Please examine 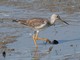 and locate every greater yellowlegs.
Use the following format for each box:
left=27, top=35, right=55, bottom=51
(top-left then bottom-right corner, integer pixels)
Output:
left=13, top=14, right=69, bottom=48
